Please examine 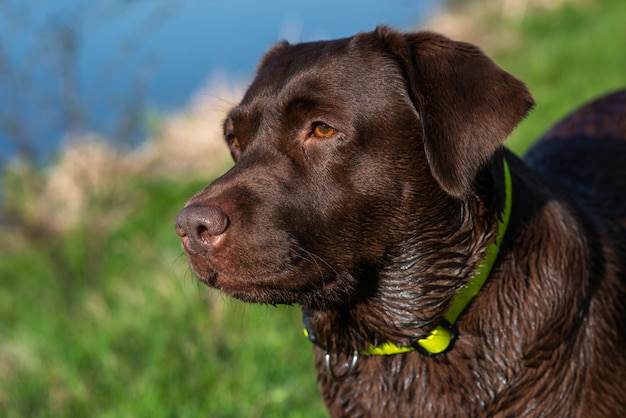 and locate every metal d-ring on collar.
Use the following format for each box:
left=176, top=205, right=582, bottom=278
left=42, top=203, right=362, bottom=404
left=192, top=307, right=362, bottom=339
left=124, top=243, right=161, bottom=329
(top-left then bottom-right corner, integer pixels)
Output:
left=303, top=312, right=360, bottom=381
left=325, top=350, right=359, bottom=381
